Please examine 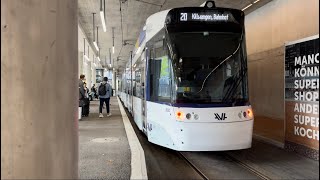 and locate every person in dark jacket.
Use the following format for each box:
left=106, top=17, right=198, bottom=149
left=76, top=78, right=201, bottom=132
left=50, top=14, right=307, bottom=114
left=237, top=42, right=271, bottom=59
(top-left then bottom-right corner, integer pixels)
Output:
left=91, top=84, right=98, bottom=99
left=98, top=77, right=112, bottom=118
left=79, top=74, right=86, bottom=105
